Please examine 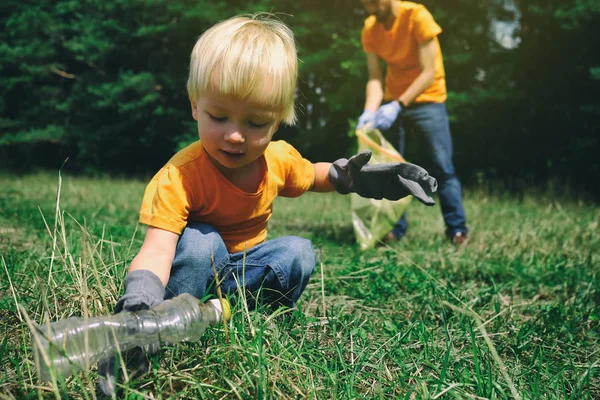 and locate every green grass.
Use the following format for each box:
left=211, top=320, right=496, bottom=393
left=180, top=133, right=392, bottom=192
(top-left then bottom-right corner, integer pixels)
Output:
left=1, top=171, right=599, bottom=399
